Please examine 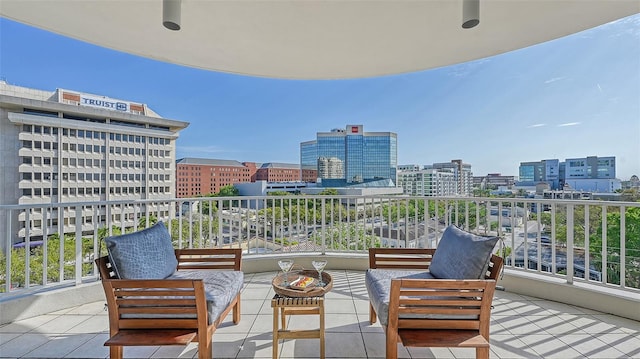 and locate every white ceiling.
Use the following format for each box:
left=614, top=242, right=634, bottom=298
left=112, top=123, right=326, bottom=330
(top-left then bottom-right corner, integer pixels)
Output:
left=1, top=1, right=638, bottom=79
